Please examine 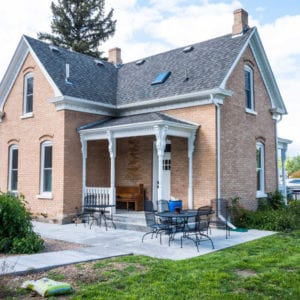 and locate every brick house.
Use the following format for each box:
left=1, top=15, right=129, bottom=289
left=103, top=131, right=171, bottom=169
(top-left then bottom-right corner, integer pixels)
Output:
left=0, top=9, right=288, bottom=223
